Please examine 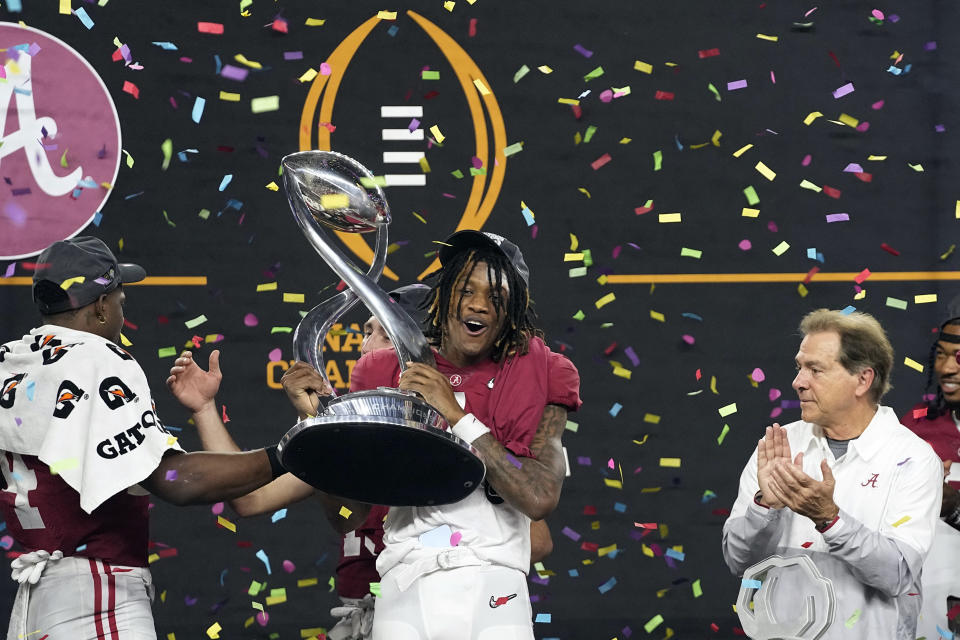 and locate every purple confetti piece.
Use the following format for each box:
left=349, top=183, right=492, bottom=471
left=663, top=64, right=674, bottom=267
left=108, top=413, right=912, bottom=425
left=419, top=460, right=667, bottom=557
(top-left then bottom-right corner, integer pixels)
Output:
left=780, top=399, right=801, bottom=409
left=28, top=42, right=41, bottom=57
left=624, top=346, right=640, bottom=367
left=11, top=188, right=30, bottom=196
left=561, top=526, right=581, bottom=541
left=576, top=456, right=591, bottom=465
left=573, top=43, right=594, bottom=58
left=727, top=79, right=748, bottom=91
left=888, top=14, right=899, bottom=22
left=220, top=64, right=249, bottom=81
left=94, top=277, right=111, bottom=285
left=825, top=213, right=849, bottom=223
left=505, top=453, right=523, bottom=469
left=832, top=82, right=854, bottom=99
left=14, top=417, right=22, bottom=426
left=184, top=595, right=198, bottom=606
left=627, top=242, right=642, bottom=250
left=283, top=50, right=304, bottom=60
left=408, top=118, right=421, bottom=132
left=897, top=457, right=912, bottom=466
left=165, top=470, right=178, bottom=481
left=925, top=41, right=938, bottom=51
left=530, top=574, right=550, bottom=585
left=936, top=124, right=946, bottom=132
left=664, top=555, right=677, bottom=569
left=2, top=263, right=15, bottom=278
left=843, top=163, right=863, bottom=173
left=622, top=626, right=633, bottom=638
left=612, top=245, right=622, bottom=259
